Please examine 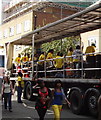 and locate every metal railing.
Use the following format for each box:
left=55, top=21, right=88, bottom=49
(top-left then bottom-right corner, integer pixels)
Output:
left=13, top=52, right=101, bottom=79
left=32, top=52, right=101, bottom=79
